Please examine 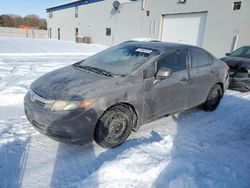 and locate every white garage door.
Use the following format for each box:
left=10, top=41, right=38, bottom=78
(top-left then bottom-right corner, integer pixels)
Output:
left=161, top=12, right=207, bottom=47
